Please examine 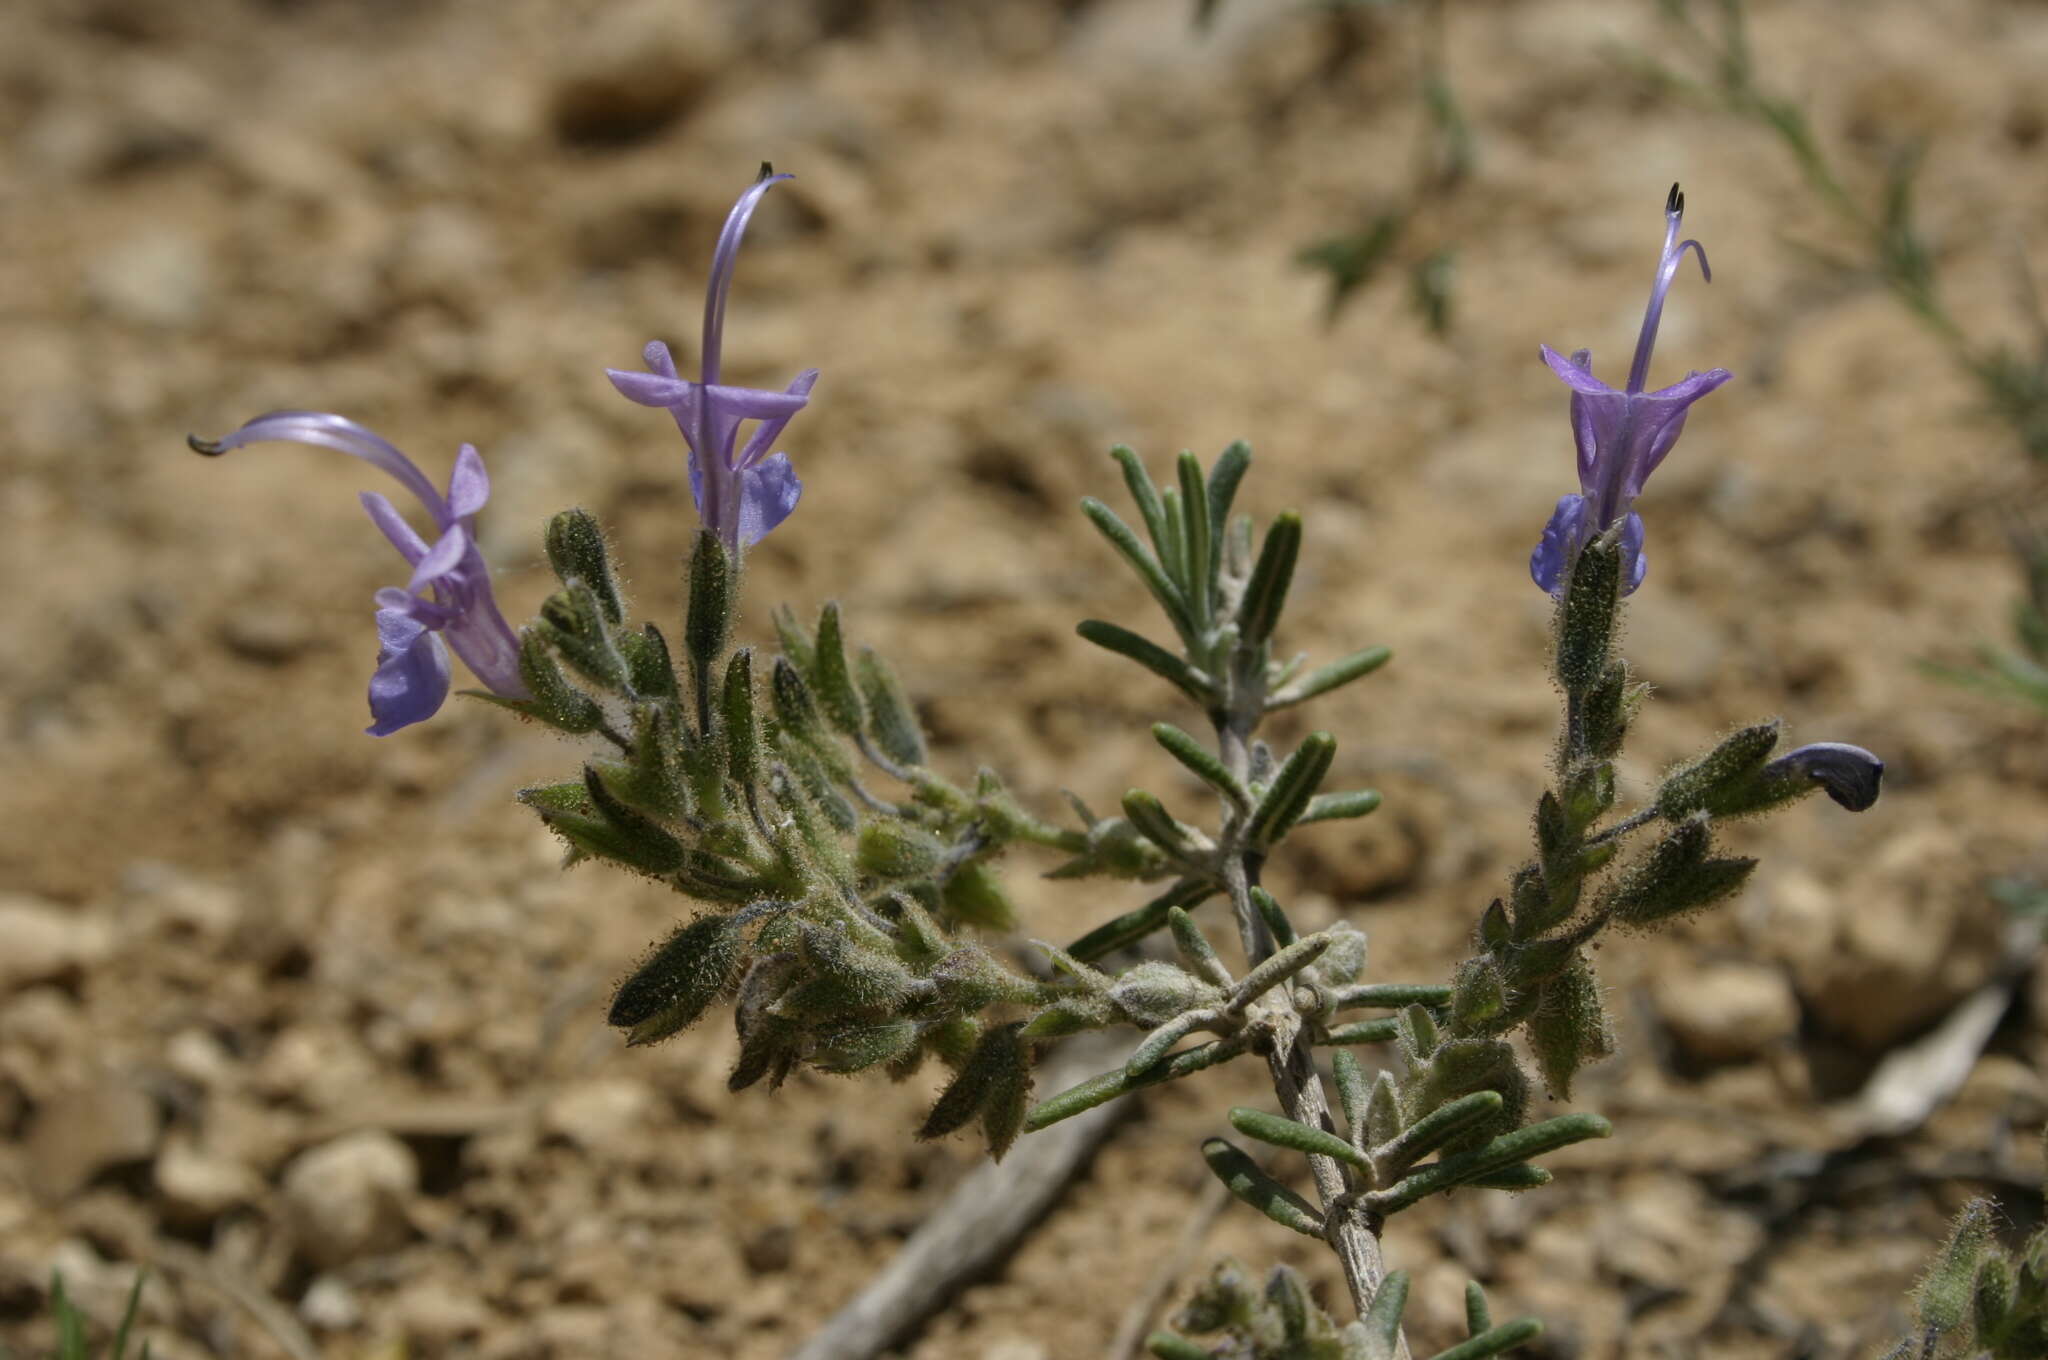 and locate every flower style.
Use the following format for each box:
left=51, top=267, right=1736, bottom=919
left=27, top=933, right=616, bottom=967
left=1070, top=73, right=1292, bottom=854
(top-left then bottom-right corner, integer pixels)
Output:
left=1531, top=185, right=1734, bottom=595
left=189, top=412, right=528, bottom=735
left=608, top=171, right=821, bottom=551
